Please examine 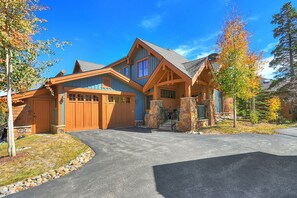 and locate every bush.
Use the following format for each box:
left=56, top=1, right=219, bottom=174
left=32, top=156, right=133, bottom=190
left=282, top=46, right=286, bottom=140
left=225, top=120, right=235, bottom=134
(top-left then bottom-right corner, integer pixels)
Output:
left=250, top=110, right=259, bottom=124
left=266, top=96, right=281, bottom=122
